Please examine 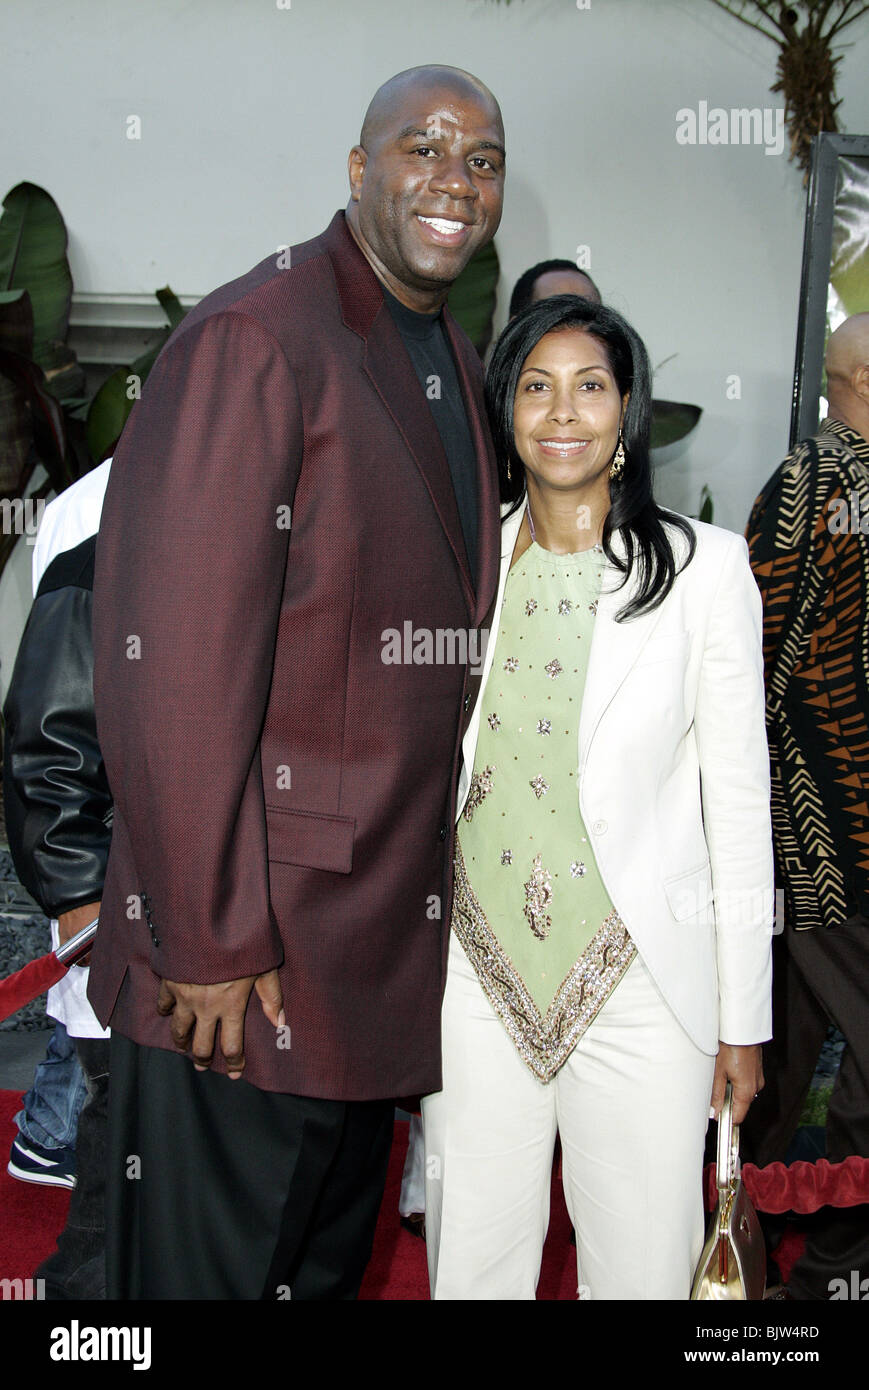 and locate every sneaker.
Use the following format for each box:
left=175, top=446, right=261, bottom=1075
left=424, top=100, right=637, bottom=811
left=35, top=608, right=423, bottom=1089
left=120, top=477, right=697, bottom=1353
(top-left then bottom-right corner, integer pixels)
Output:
left=7, top=1135, right=76, bottom=1189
